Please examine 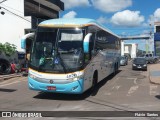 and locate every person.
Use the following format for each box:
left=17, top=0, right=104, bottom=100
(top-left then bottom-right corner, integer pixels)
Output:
left=10, top=62, right=16, bottom=73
